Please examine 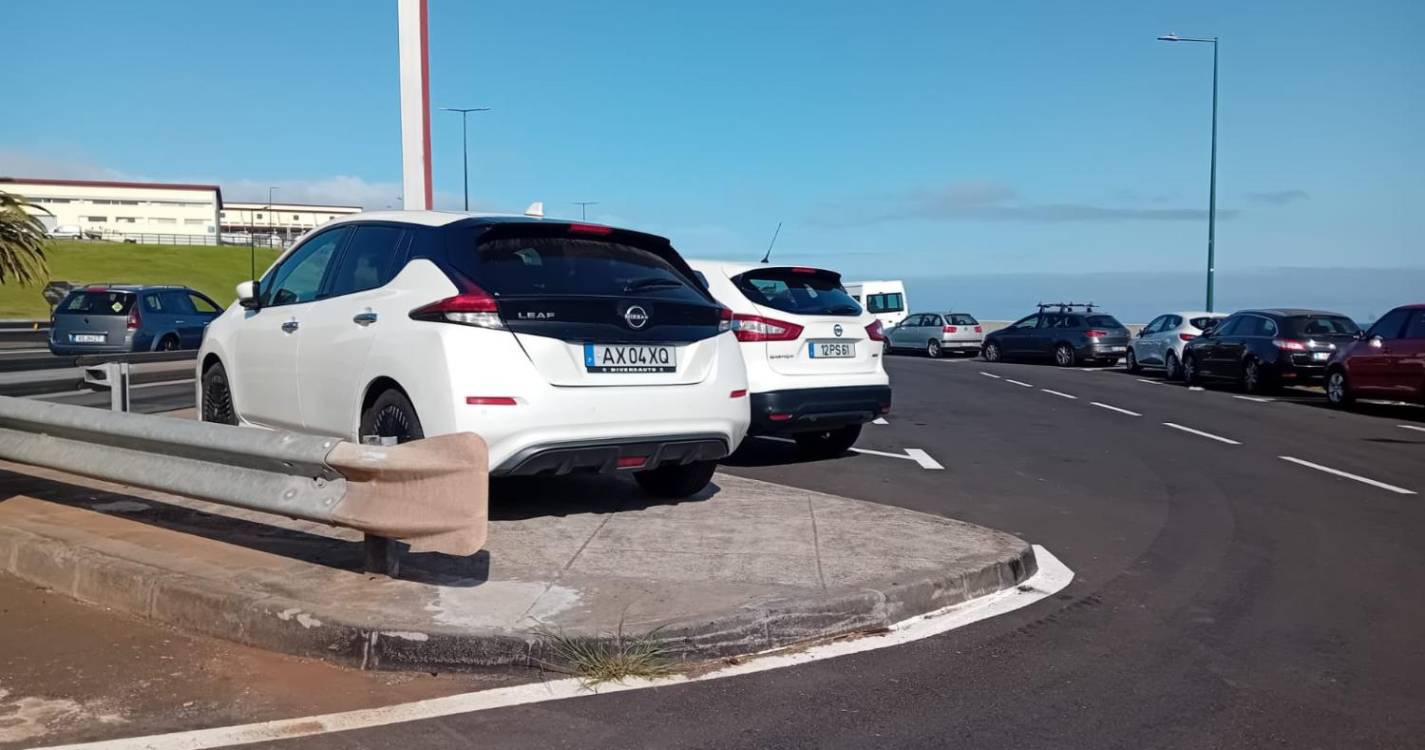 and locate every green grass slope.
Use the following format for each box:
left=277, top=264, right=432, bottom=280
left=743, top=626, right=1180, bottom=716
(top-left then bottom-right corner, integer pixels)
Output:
left=0, top=240, right=280, bottom=319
